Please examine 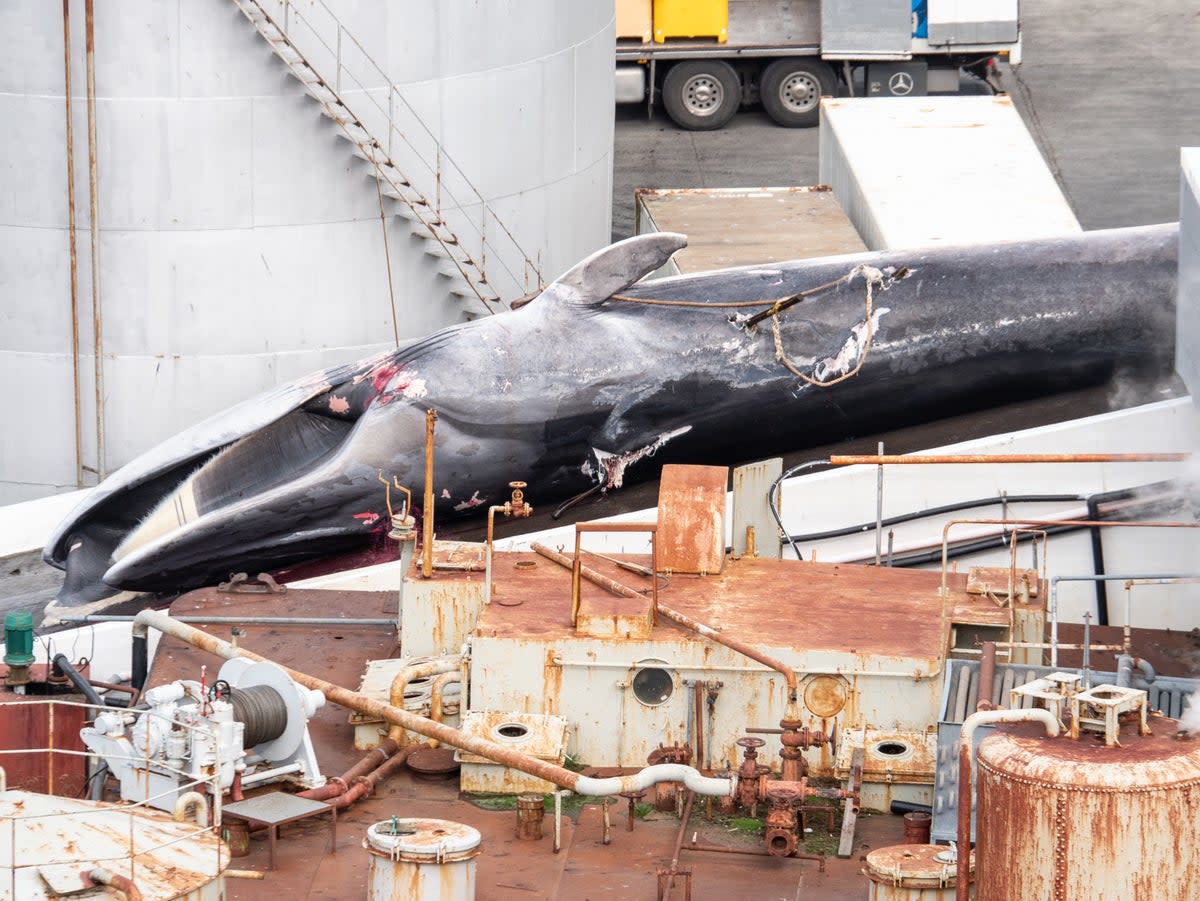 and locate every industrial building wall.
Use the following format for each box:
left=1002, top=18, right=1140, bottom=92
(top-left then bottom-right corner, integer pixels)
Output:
left=0, top=0, right=614, bottom=504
